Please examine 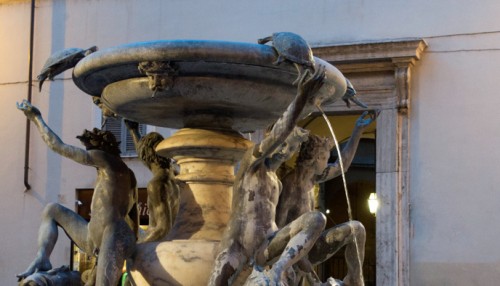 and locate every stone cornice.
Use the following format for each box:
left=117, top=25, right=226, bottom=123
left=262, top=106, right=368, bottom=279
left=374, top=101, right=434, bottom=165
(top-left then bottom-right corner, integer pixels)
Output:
left=312, top=38, right=427, bottom=72
left=312, top=38, right=427, bottom=112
